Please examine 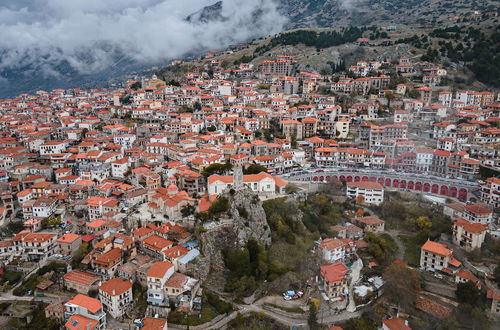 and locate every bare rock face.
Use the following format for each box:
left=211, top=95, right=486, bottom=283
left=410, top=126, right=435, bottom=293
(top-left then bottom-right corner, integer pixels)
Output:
left=229, top=188, right=272, bottom=248
left=195, top=187, right=272, bottom=283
